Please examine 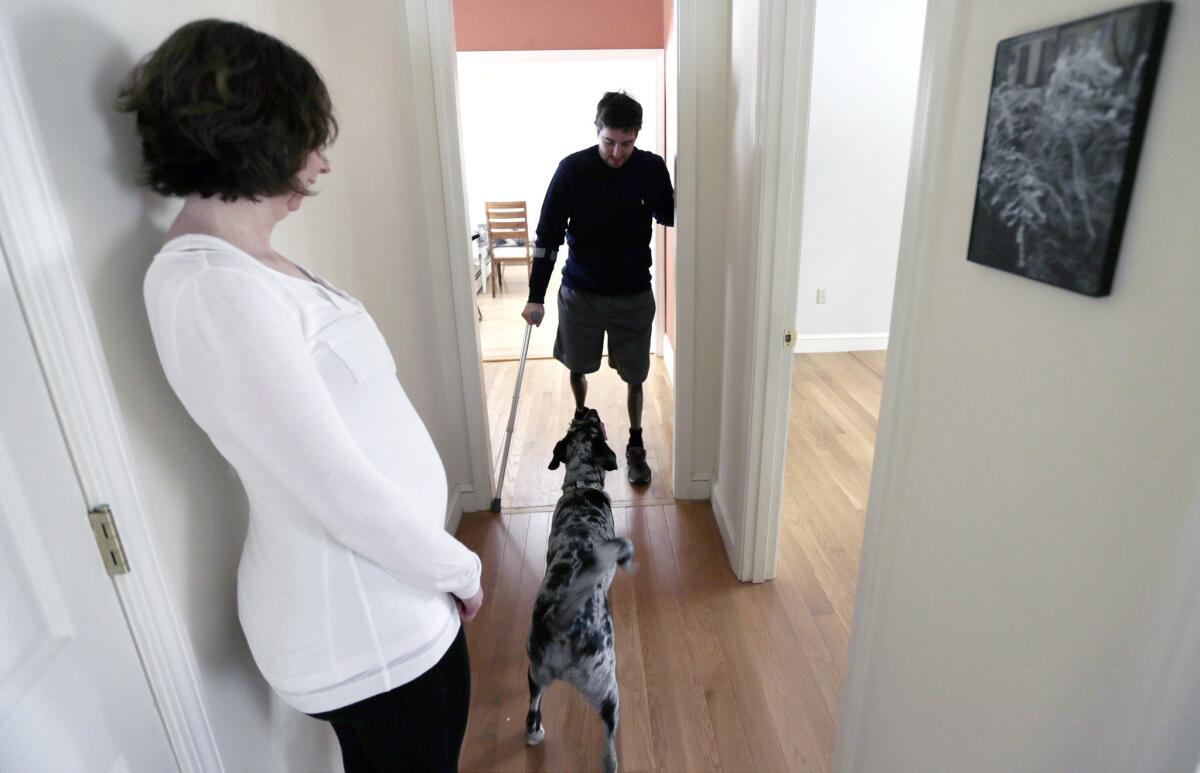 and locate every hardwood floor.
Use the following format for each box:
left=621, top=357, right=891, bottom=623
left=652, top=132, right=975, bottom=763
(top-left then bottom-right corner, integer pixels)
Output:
left=457, top=351, right=885, bottom=772
left=483, top=357, right=675, bottom=509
